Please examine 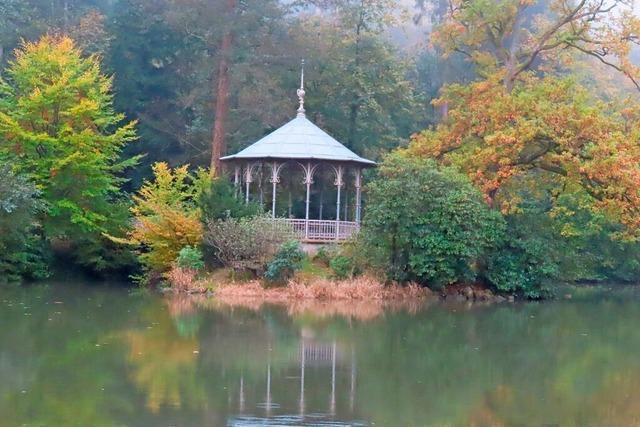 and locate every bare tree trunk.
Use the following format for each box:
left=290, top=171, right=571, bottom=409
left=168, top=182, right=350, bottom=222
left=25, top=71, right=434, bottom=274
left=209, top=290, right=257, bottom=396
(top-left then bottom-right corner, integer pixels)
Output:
left=210, top=0, right=236, bottom=176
